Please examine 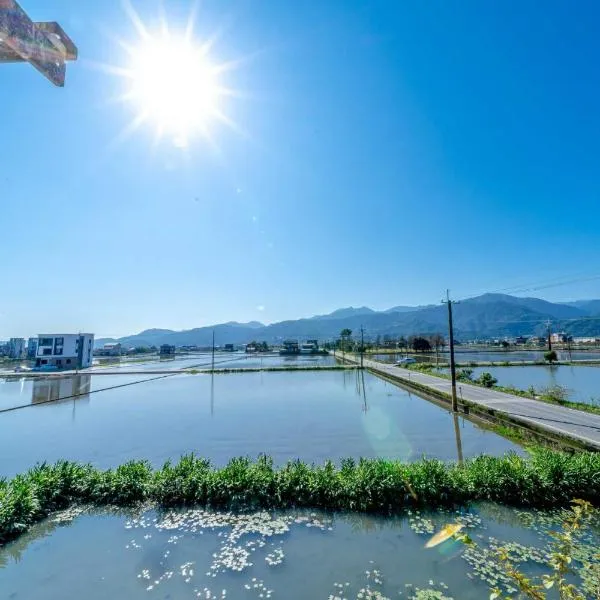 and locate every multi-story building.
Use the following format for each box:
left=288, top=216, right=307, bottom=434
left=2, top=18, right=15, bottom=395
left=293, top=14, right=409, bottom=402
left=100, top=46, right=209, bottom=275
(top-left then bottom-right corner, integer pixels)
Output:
left=35, top=333, right=95, bottom=369
left=8, top=337, right=26, bottom=359
left=27, top=337, right=38, bottom=359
